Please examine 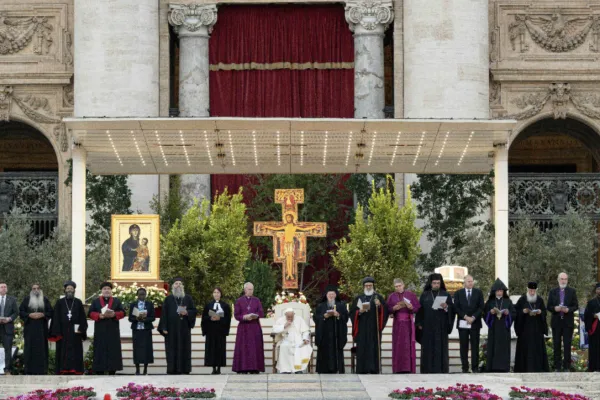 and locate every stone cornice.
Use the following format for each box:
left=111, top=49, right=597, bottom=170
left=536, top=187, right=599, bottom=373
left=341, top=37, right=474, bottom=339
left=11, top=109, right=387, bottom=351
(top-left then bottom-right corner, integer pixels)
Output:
left=168, top=3, right=218, bottom=37
left=345, top=0, right=394, bottom=34
left=491, top=68, right=600, bottom=82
